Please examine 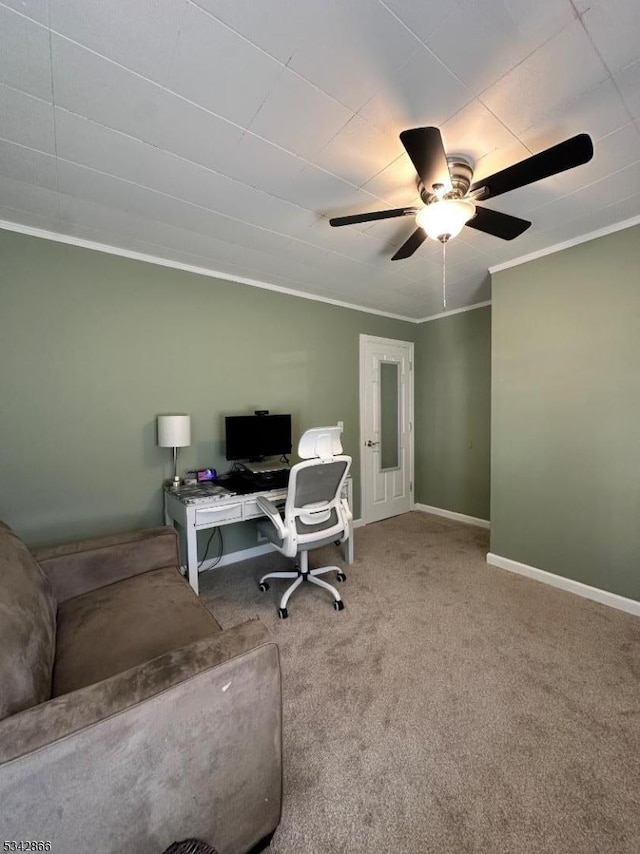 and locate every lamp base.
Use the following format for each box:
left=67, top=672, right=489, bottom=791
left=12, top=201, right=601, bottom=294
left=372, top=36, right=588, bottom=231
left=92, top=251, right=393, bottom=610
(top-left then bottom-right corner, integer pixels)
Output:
left=170, top=476, right=181, bottom=490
